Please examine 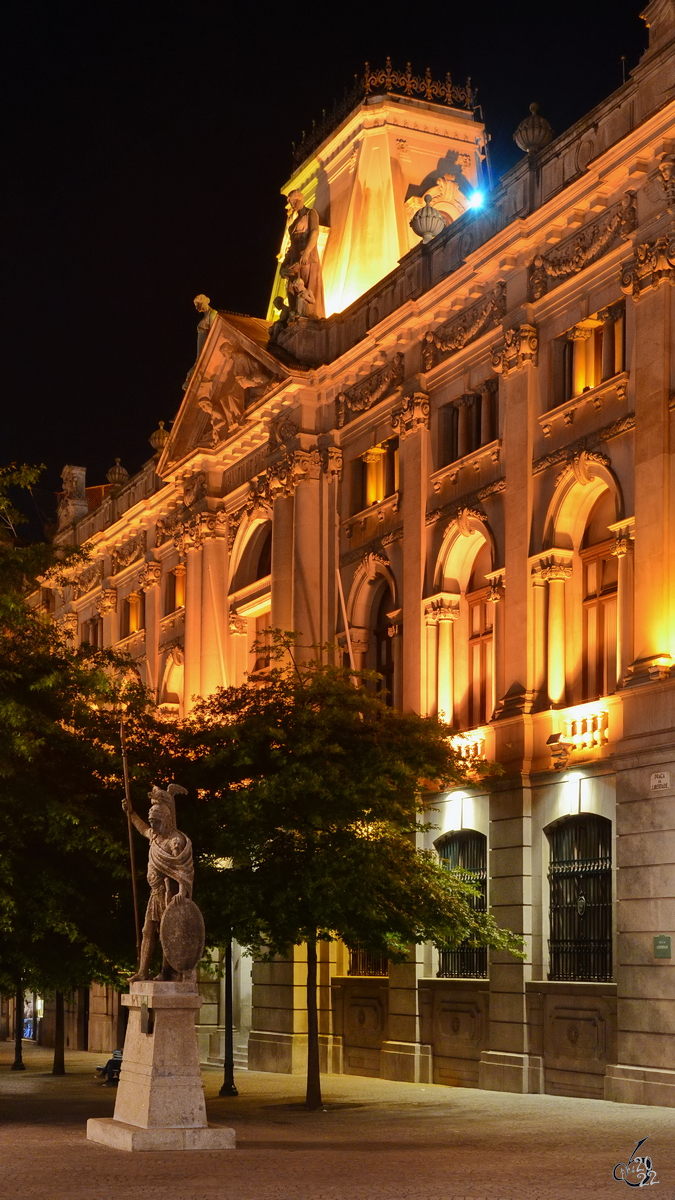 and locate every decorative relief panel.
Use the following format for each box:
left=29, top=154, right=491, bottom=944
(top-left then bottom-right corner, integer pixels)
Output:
left=529, top=192, right=637, bottom=300
left=421, top=281, right=506, bottom=372
left=620, top=228, right=675, bottom=297
left=335, top=353, right=404, bottom=428
left=73, top=560, right=104, bottom=599
left=111, top=530, right=147, bottom=576
left=390, top=391, right=430, bottom=438
left=491, top=324, right=538, bottom=376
